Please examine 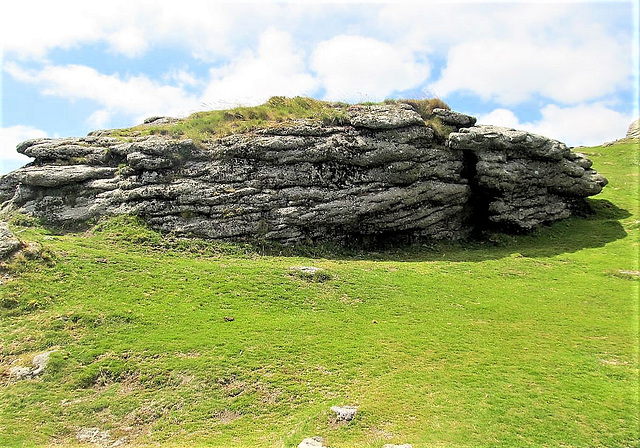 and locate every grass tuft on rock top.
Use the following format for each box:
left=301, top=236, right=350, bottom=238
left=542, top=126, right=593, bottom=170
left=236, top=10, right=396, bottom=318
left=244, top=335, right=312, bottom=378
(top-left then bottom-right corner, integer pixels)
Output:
left=0, top=140, right=638, bottom=447
left=109, top=96, right=453, bottom=145
left=110, top=96, right=350, bottom=144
